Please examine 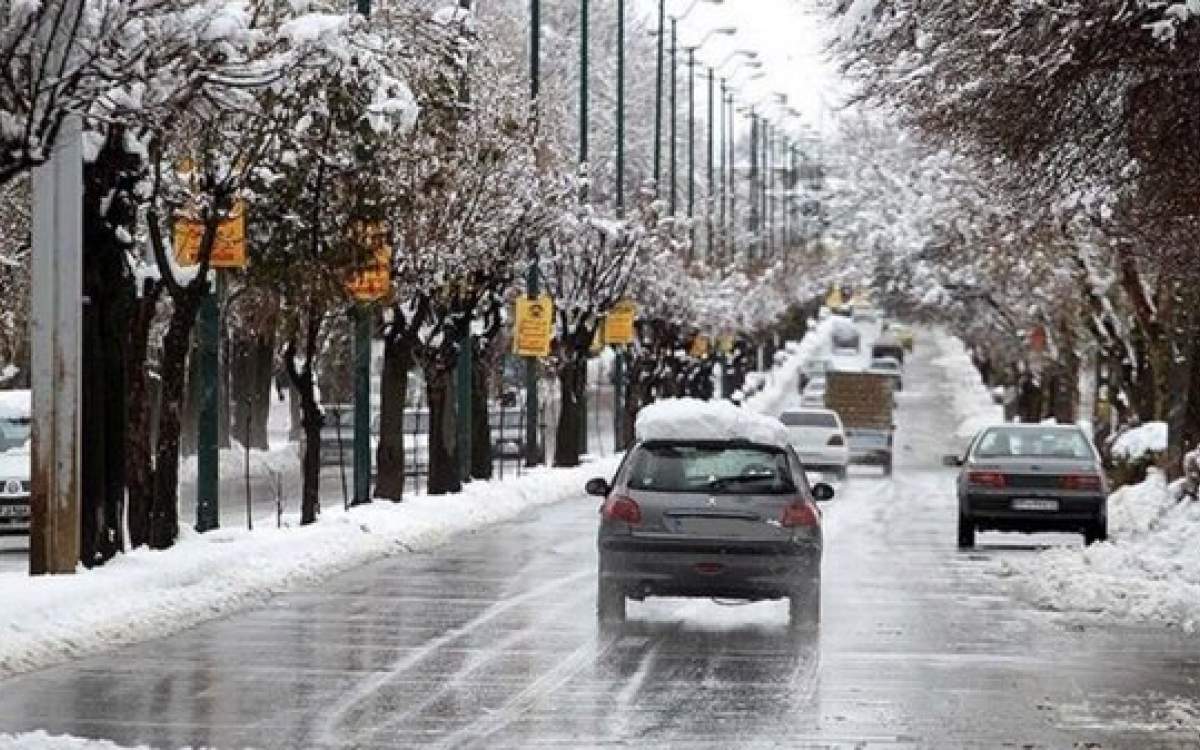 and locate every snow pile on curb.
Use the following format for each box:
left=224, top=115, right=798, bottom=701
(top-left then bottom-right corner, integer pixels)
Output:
left=636, top=398, right=790, bottom=446
left=742, top=317, right=836, bottom=417
left=0, top=732, right=144, bottom=749
left=1111, top=421, right=1167, bottom=461
left=931, top=329, right=1003, bottom=438
left=0, top=458, right=617, bottom=678
left=1001, top=471, right=1200, bottom=630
